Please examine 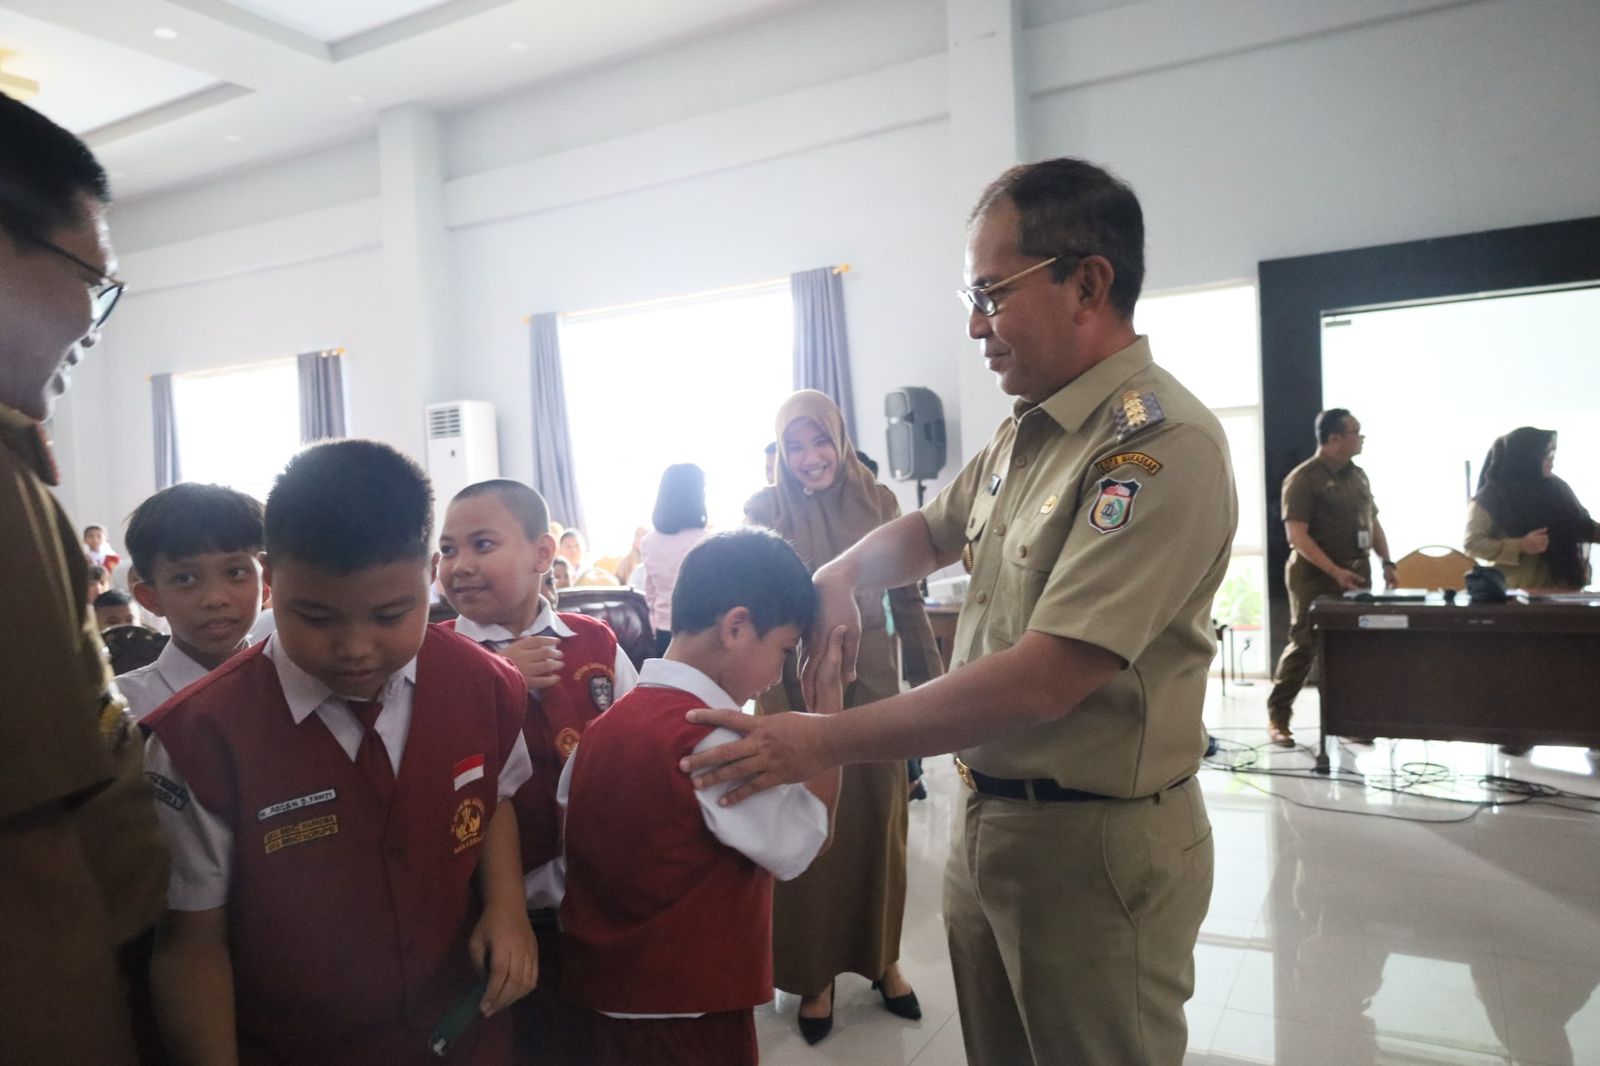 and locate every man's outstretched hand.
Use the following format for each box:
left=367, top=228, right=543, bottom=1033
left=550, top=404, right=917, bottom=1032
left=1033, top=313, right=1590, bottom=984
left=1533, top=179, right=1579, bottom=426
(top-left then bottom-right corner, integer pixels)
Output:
left=680, top=625, right=849, bottom=806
